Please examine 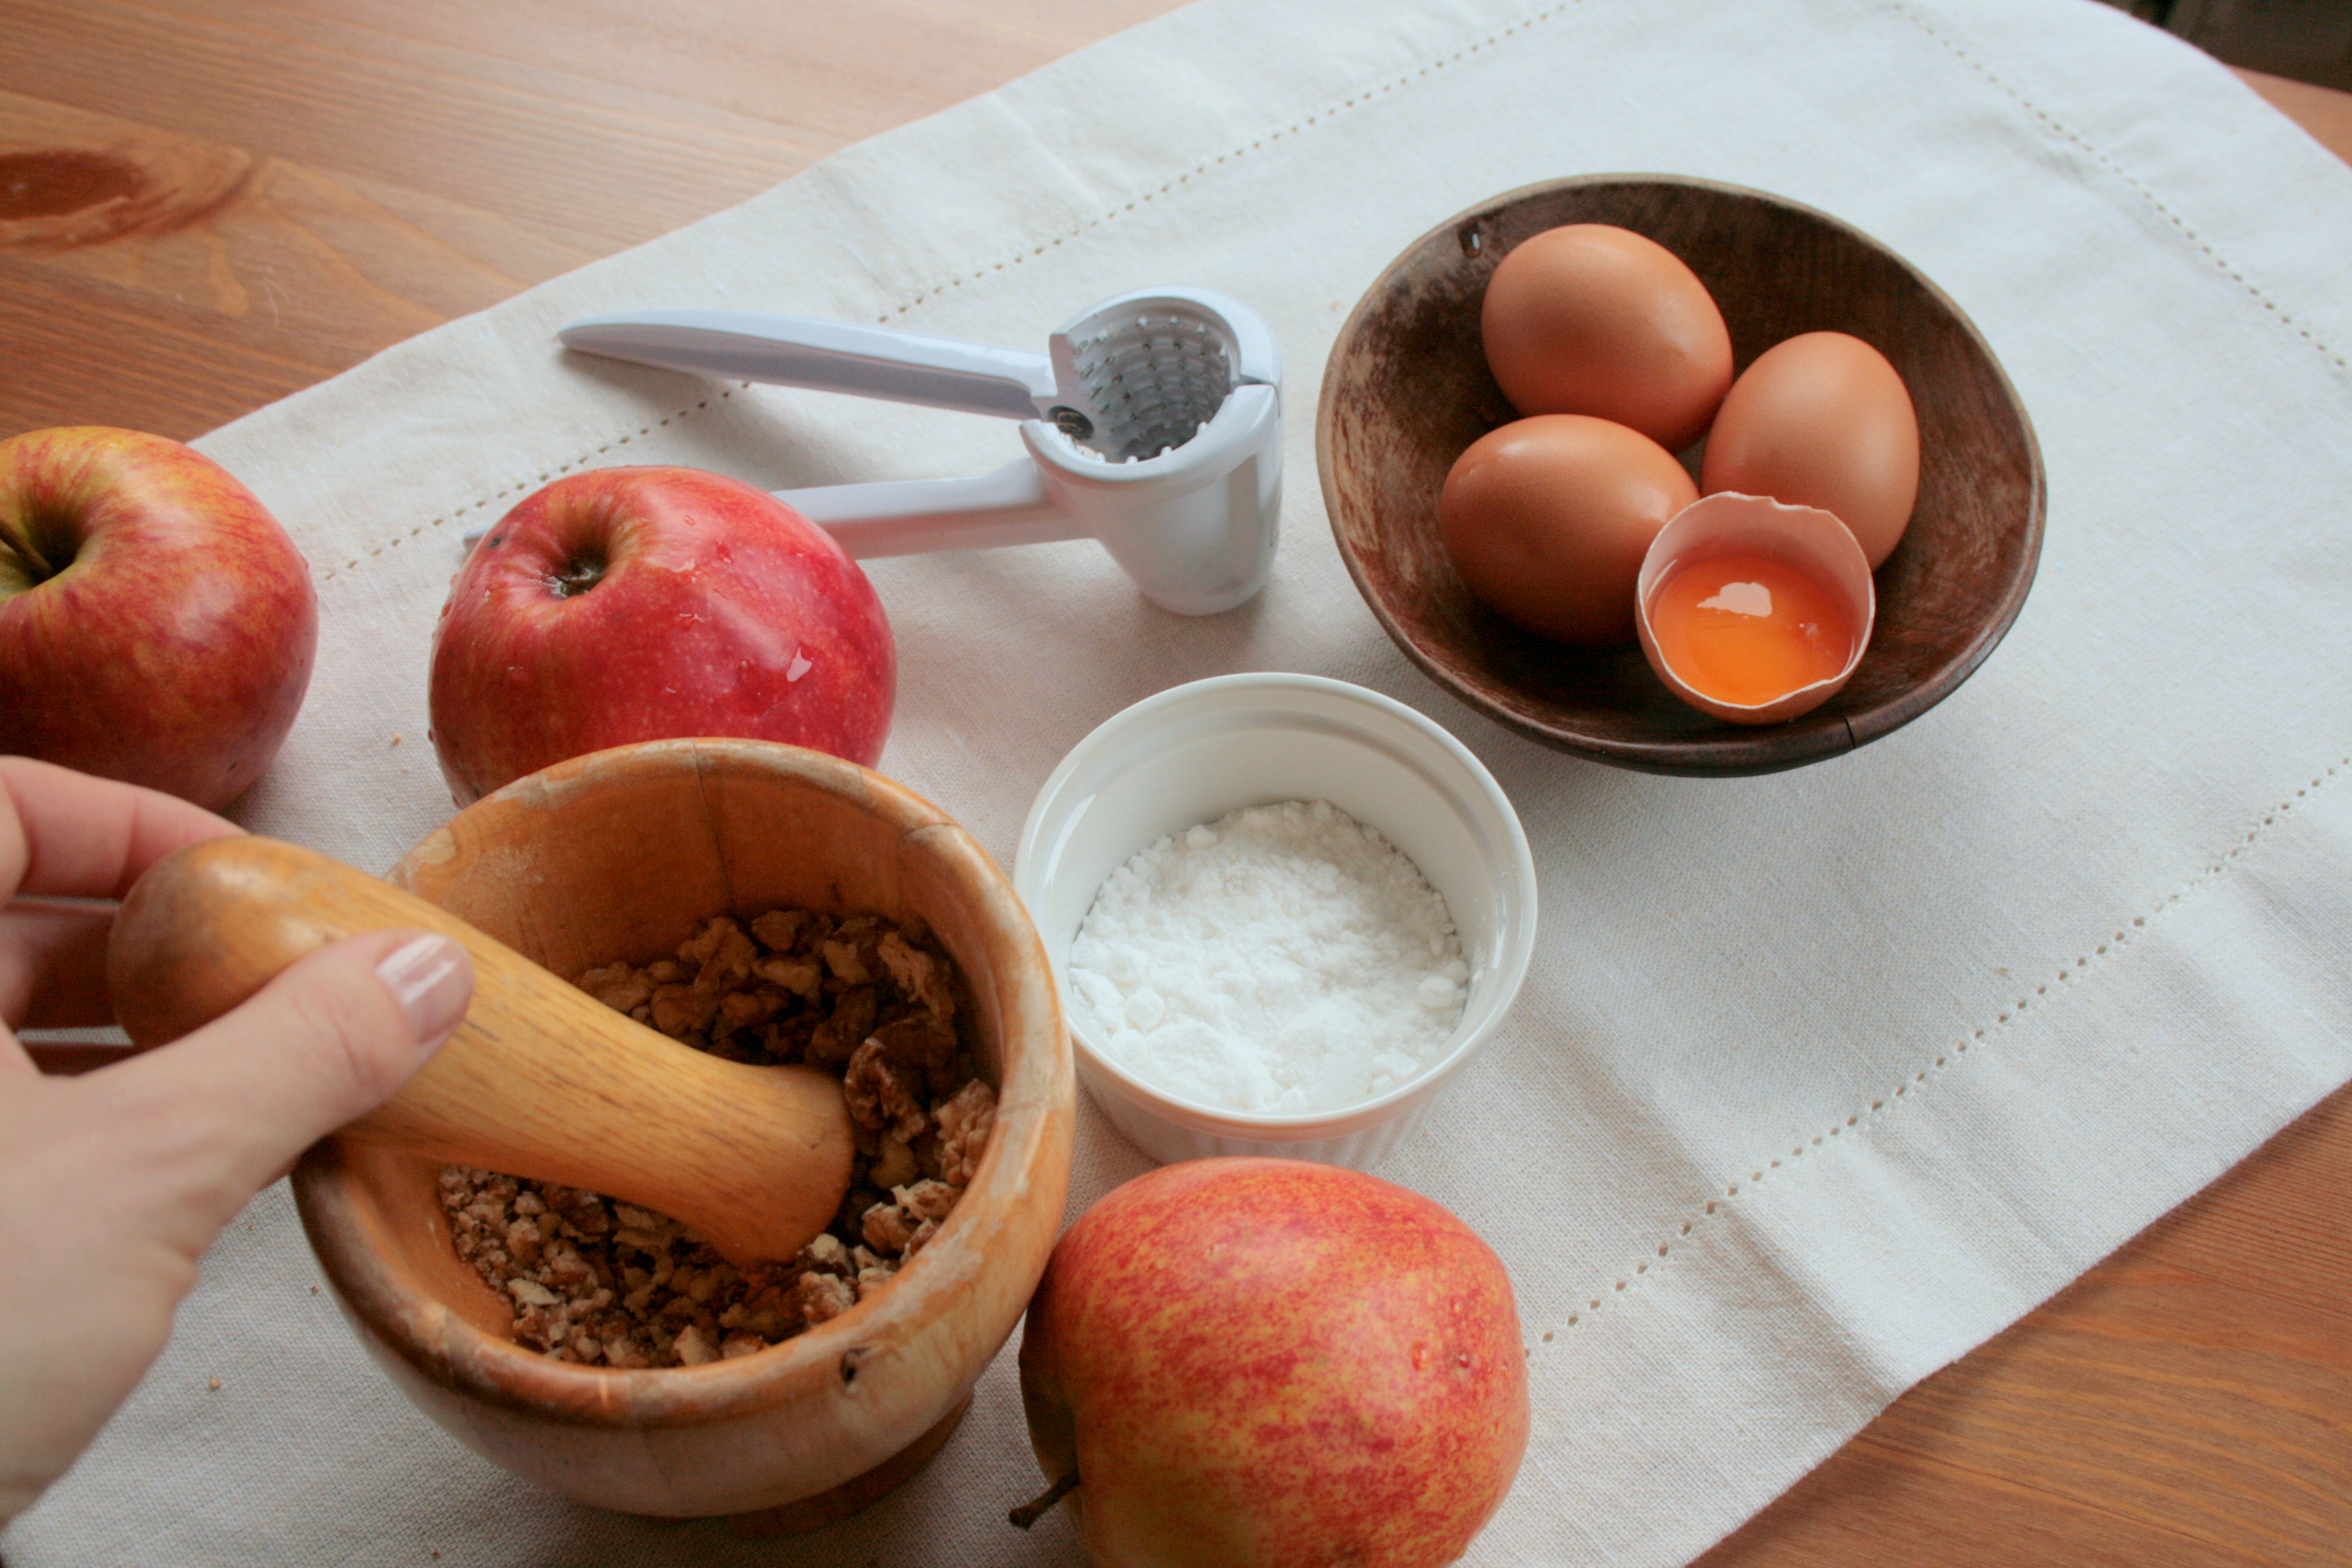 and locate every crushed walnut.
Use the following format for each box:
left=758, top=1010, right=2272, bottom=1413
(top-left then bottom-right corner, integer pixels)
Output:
left=437, top=909, right=996, bottom=1369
